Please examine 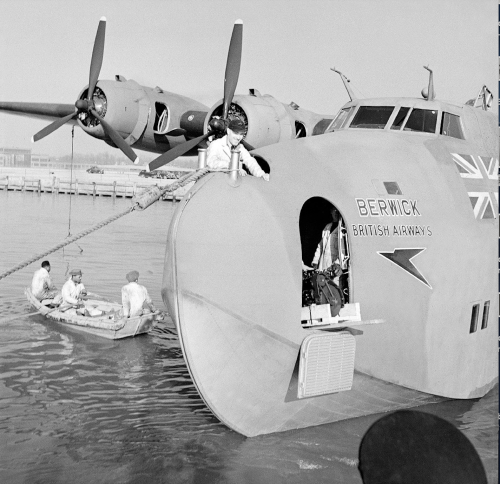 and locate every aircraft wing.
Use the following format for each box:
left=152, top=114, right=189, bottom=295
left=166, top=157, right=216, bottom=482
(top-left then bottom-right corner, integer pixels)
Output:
left=0, top=102, right=77, bottom=123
